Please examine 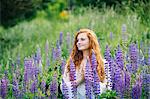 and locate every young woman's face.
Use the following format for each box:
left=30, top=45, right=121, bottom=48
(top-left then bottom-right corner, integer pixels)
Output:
left=76, top=33, right=90, bottom=51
